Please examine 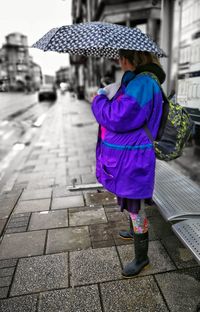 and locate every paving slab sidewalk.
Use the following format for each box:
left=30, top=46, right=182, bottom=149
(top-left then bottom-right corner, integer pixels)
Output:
left=0, top=93, right=199, bottom=311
